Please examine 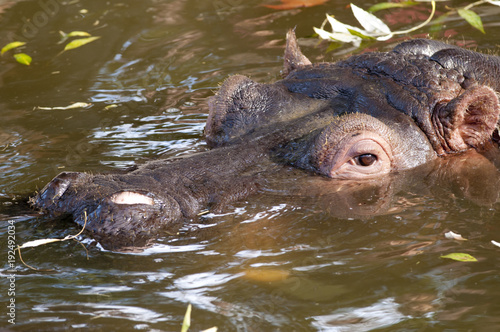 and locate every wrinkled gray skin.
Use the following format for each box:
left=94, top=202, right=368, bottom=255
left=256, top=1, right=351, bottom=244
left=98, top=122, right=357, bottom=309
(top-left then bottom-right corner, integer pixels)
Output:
left=33, top=31, right=500, bottom=250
